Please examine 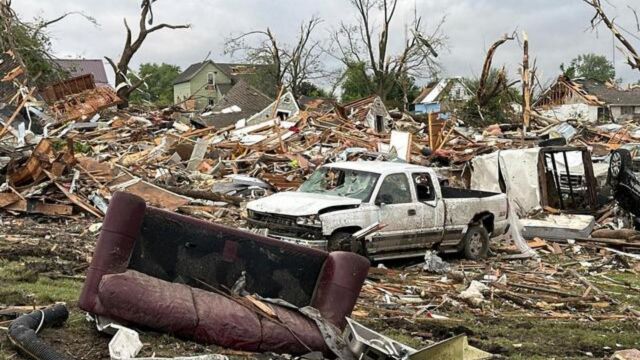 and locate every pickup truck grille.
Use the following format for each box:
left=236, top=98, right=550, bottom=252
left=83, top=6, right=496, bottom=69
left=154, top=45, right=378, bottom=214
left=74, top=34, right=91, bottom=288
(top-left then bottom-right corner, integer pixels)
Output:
left=250, top=212, right=297, bottom=227
left=247, top=211, right=322, bottom=240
